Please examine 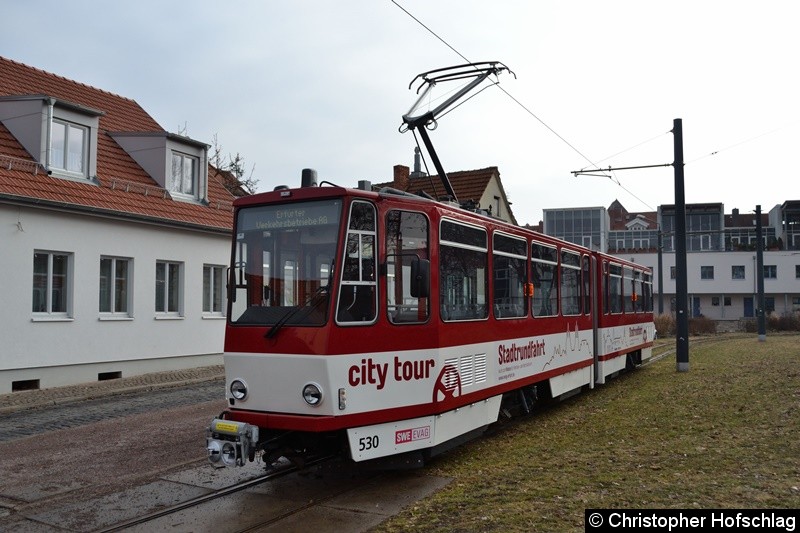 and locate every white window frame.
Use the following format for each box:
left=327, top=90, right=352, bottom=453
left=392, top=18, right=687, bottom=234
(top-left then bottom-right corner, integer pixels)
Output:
left=203, top=264, right=225, bottom=316
left=170, top=152, right=198, bottom=197
left=32, top=250, right=73, bottom=319
left=155, top=260, right=183, bottom=317
left=99, top=256, right=132, bottom=318
left=50, top=118, right=89, bottom=177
